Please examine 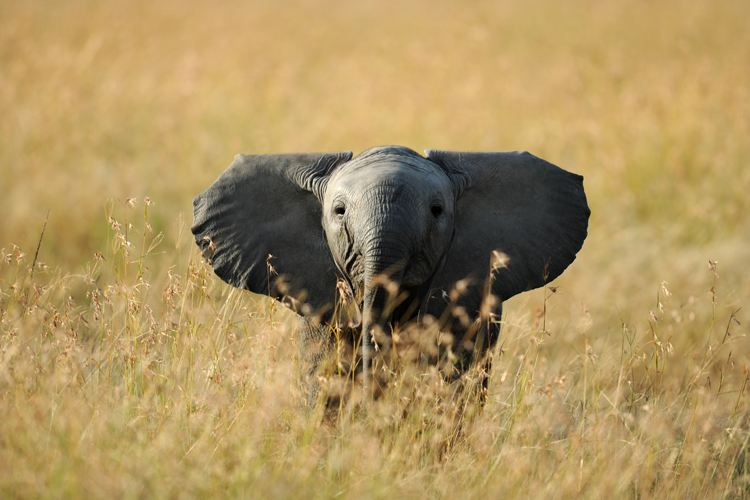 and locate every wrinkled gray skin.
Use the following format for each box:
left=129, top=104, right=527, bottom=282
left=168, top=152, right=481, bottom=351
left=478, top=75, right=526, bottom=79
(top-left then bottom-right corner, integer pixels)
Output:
left=192, top=146, right=590, bottom=400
